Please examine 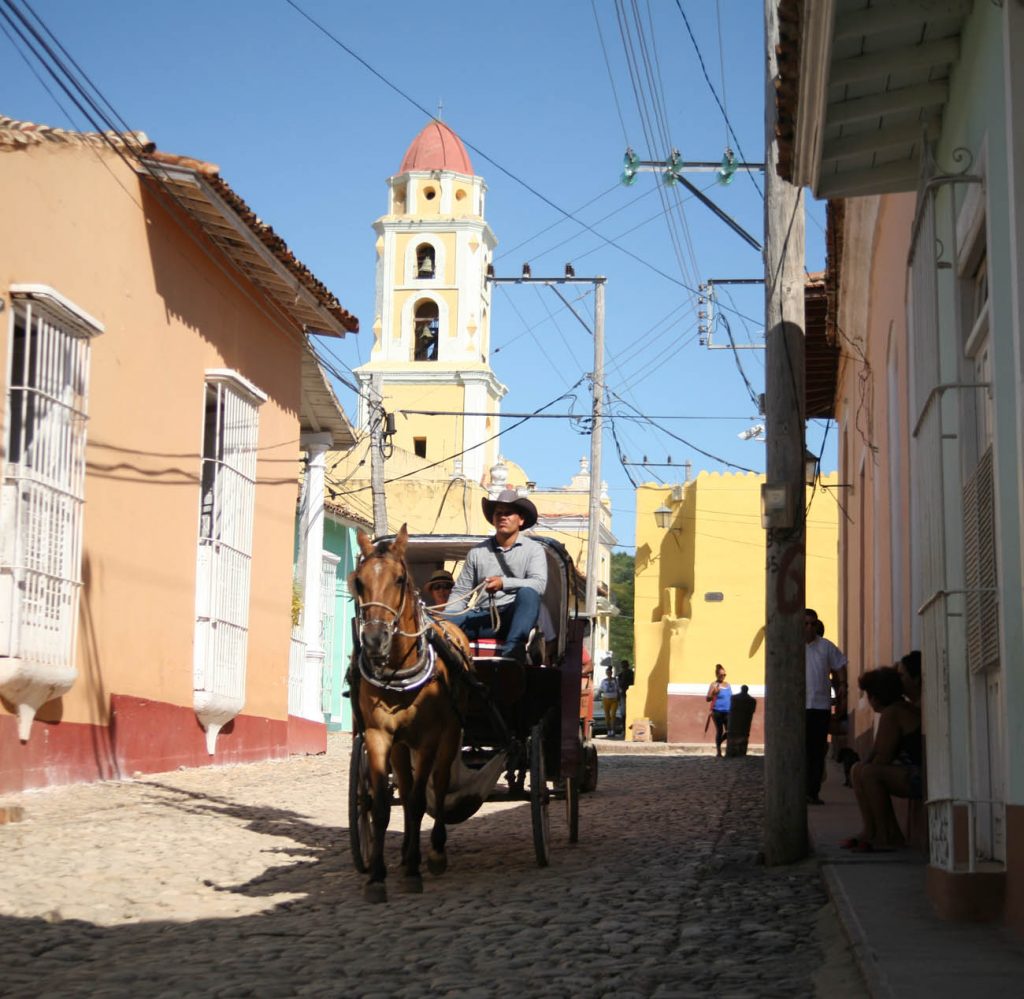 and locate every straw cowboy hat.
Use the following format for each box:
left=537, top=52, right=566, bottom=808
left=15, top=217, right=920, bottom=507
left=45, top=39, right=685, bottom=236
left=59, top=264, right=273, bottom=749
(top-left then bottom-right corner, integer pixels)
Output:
left=481, top=489, right=538, bottom=531
left=426, top=569, right=455, bottom=588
